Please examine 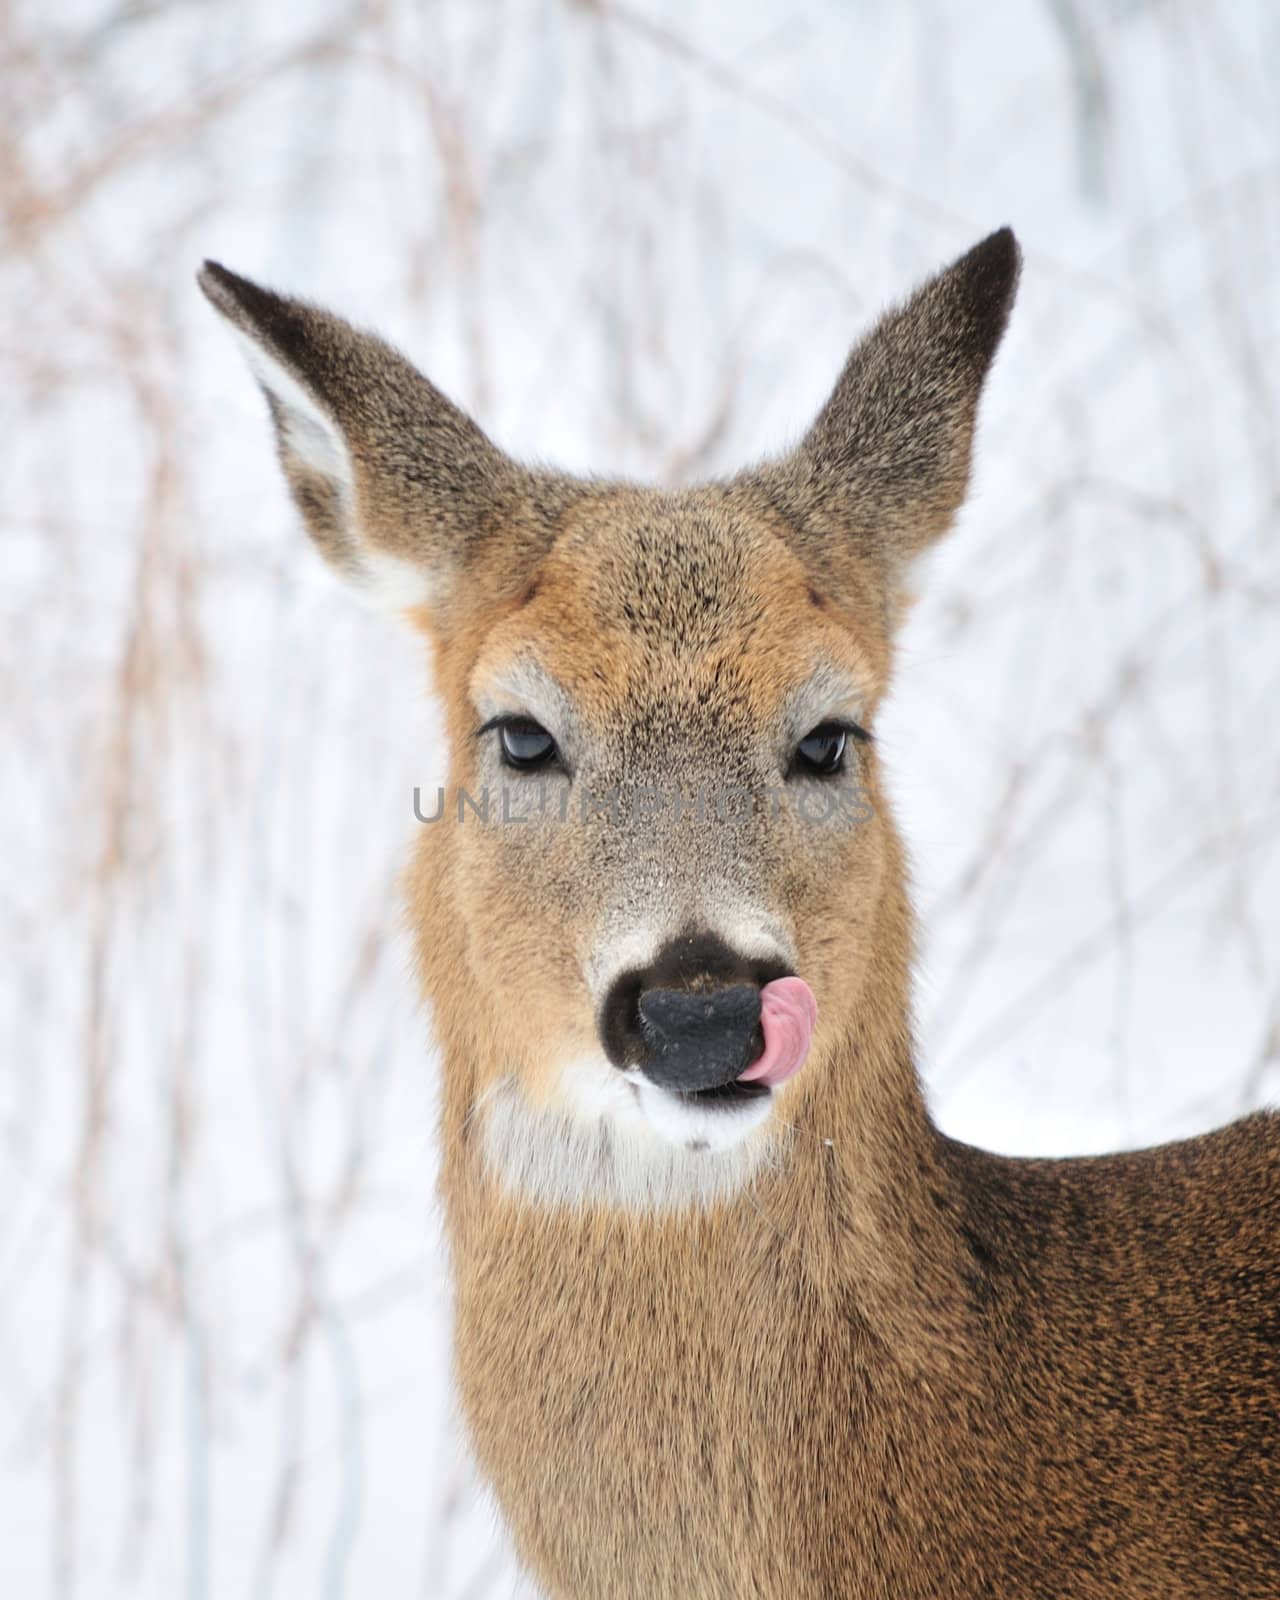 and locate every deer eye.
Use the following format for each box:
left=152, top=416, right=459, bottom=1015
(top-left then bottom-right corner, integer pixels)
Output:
left=793, top=722, right=863, bottom=777
left=496, top=716, right=558, bottom=770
